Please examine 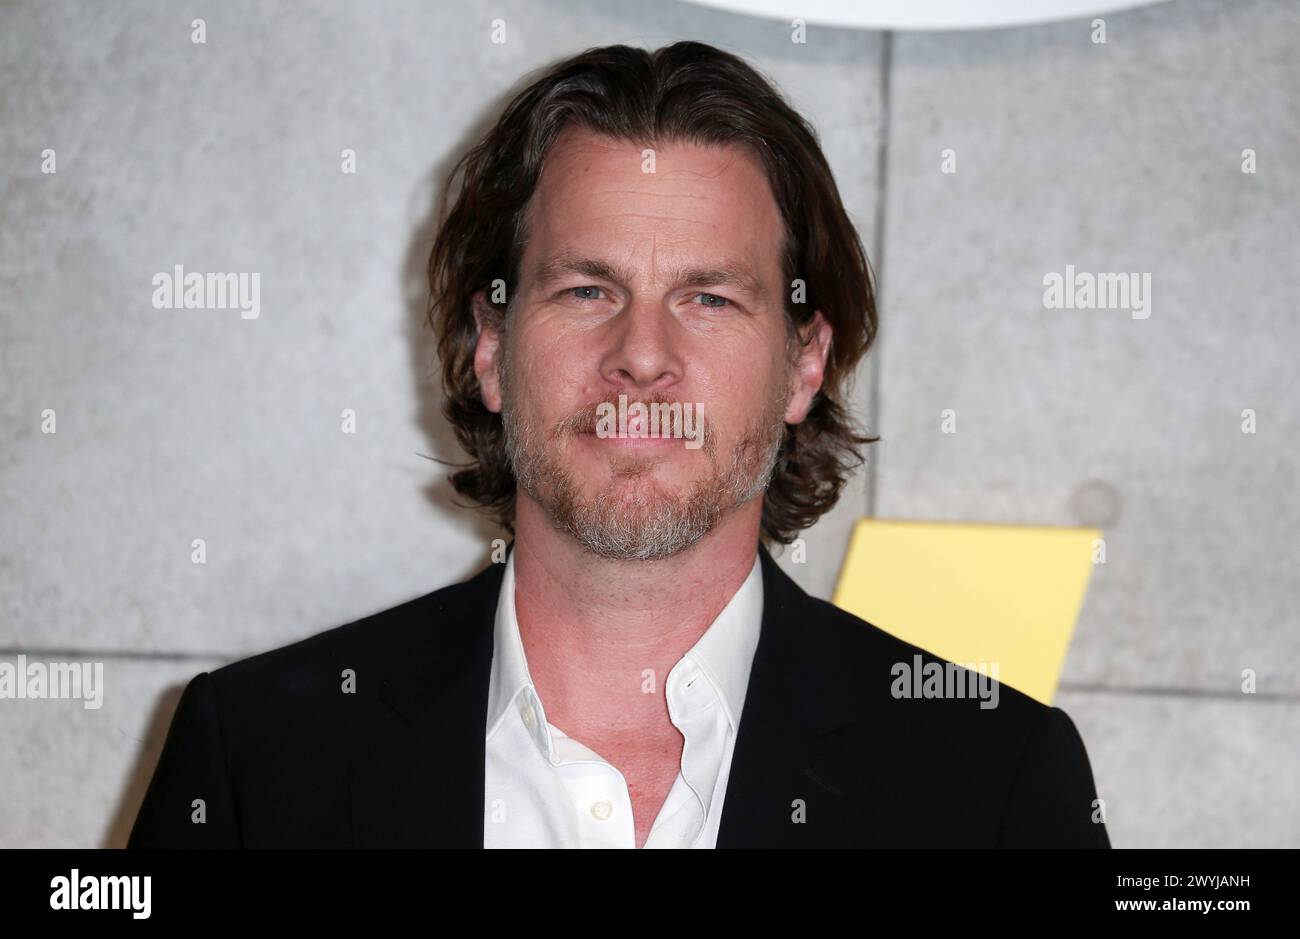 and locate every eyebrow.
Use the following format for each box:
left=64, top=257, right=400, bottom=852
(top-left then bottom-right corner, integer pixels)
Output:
left=531, top=252, right=769, bottom=302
